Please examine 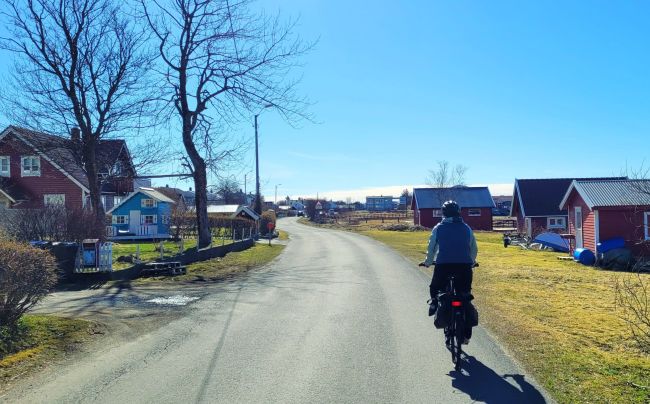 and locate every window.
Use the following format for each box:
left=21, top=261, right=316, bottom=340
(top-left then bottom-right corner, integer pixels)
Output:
left=44, top=194, right=65, bottom=206
left=141, top=198, right=156, bottom=208
left=0, top=156, right=9, bottom=177
left=468, top=208, right=482, bottom=217
left=112, top=161, right=123, bottom=175
left=432, top=209, right=442, bottom=217
left=548, top=216, right=567, bottom=229
left=21, top=156, right=40, bottom=176
left=114, top=196, right=123, bottom=205
left=645, top=212, right=650, bottom=240
left=143, top=215, right=156, bottom=225
left=161, top=215, right=170, bottom=225
left=112, top=215, right=128, bottom=225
